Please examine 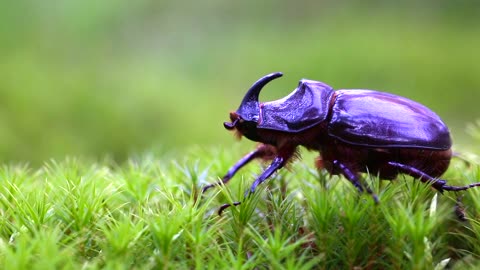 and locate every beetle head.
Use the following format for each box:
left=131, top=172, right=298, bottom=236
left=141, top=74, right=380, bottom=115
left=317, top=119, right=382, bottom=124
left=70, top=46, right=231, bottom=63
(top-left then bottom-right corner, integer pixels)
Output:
left=224, top=111, right=259, bottom=140
left=224, top=72, right=283, bottom=140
